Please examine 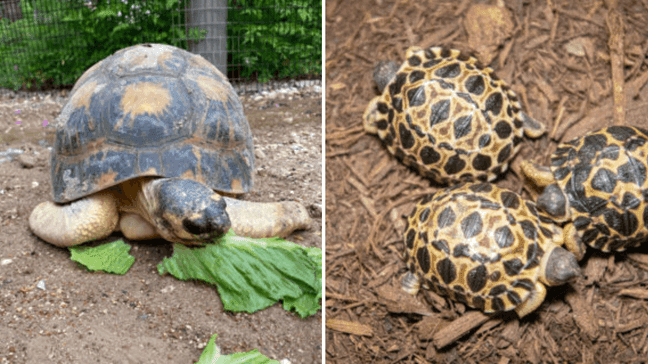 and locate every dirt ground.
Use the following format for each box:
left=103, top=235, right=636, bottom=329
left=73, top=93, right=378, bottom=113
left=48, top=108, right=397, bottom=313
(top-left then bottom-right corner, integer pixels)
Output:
left=326, top=0, right=648, bottom=363
left=0, top=87, right=322, bottom=363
